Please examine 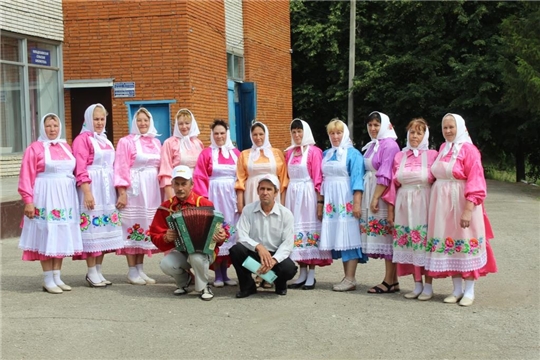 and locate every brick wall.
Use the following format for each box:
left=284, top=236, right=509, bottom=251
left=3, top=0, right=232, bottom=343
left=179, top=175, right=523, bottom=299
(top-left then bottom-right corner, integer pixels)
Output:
left=62, top=0, right=228, bottom=146
left=242, top=0, right=293, bottom=150
left=62, top=0, right=292, bottom=148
